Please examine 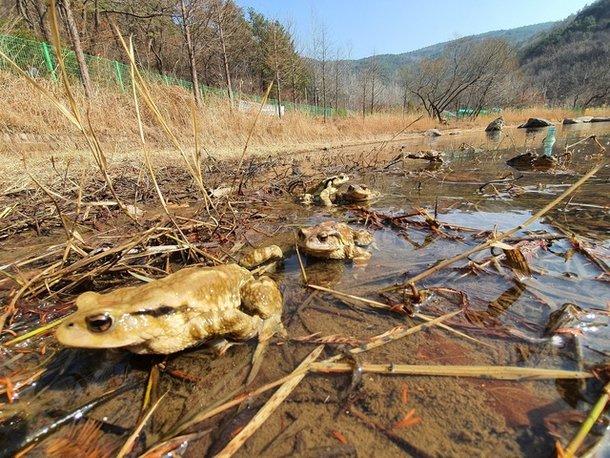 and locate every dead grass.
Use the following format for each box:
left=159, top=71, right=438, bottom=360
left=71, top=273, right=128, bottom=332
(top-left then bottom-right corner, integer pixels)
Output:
left=0, top=70, right=606, bottom=159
